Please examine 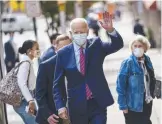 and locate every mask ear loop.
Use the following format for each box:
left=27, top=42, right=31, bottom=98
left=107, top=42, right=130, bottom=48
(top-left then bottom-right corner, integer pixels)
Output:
left=27, top=49, right=32, bottom=55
